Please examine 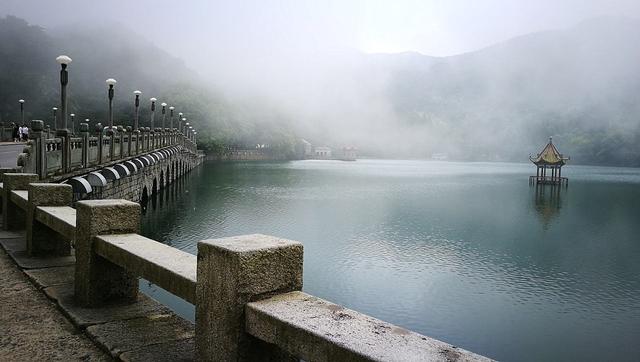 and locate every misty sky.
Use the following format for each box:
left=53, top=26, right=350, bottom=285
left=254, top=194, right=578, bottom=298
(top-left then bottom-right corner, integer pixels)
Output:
left=3, top=0, right=639, bottom=75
